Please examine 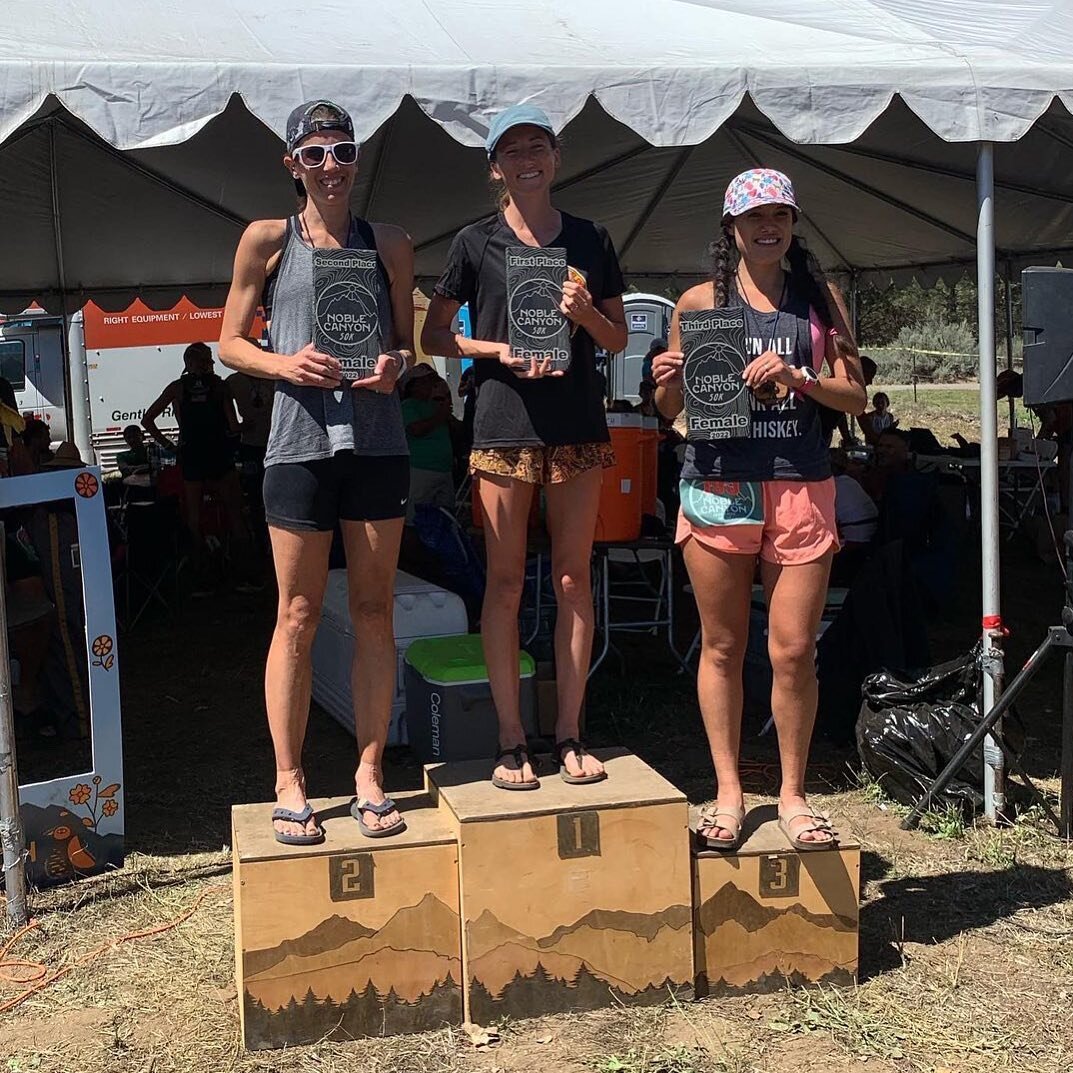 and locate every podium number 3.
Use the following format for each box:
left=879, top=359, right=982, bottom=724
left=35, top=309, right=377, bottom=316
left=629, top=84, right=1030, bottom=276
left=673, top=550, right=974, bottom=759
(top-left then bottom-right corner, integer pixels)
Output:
left=329, top=853, right=375, bottom=901
left=558, top=812, right=601, bottom=859
left=759, top=854, right=800, bottom=898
